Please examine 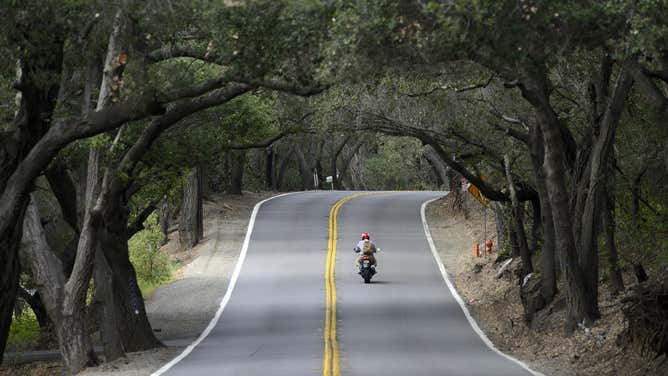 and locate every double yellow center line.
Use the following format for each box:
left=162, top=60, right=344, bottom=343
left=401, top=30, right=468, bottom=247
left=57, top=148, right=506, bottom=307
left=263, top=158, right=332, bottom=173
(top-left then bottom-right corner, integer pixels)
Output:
left=323, top=193, right=371, bottom=376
